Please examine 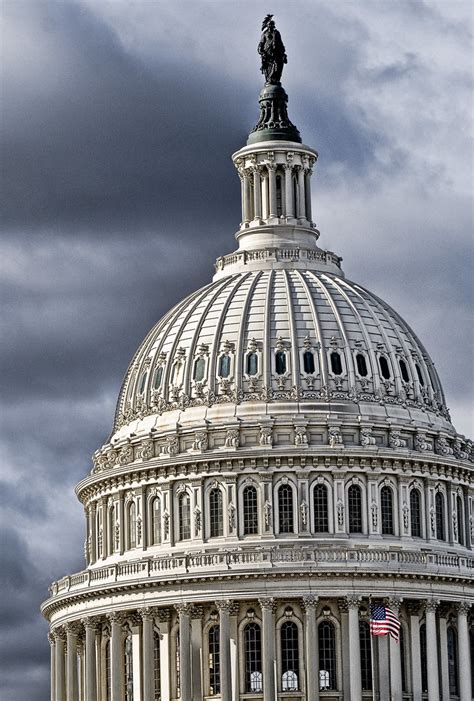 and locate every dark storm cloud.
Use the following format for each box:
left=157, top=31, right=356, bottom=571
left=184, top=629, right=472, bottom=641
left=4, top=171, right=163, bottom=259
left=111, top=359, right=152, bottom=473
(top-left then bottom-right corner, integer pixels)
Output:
left=0, top=1, right=472, bottom=699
